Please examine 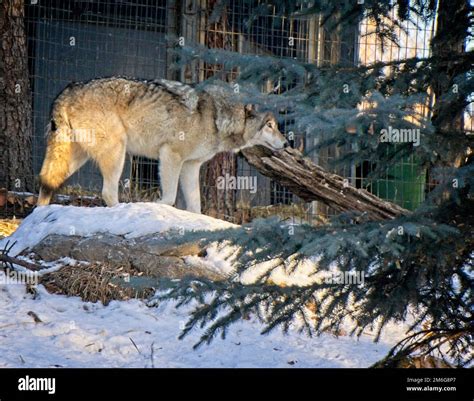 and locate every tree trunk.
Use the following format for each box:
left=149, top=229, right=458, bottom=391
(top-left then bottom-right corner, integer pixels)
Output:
left=242, top=146, right=407, bottom=220
left=200, top=0, right=237, bottom=220
left=202, top=152, right=236, bottom=220
left=0, top=0, right=33, bottom=192
left=427, top=0, right=470, bottom=190
left=430, top=0, right=469, bottom=137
